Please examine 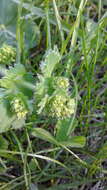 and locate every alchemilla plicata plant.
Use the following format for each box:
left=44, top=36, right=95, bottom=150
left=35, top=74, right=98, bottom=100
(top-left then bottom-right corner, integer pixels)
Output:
left=0, top=0, right=106, bottom=189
